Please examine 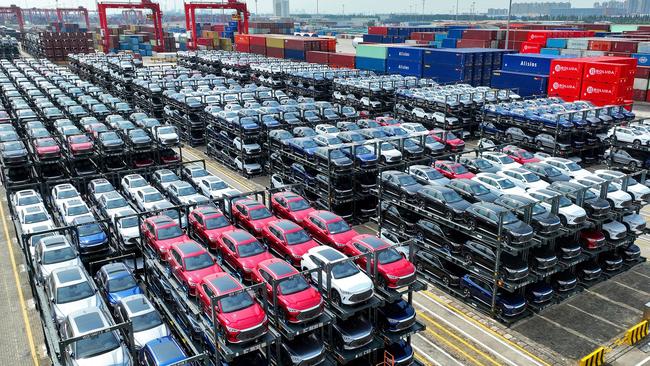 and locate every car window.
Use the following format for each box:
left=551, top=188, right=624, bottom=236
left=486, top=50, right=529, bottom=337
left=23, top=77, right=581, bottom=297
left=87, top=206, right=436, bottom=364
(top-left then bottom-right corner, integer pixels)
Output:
left=354, top=242, right=369, bottom=253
